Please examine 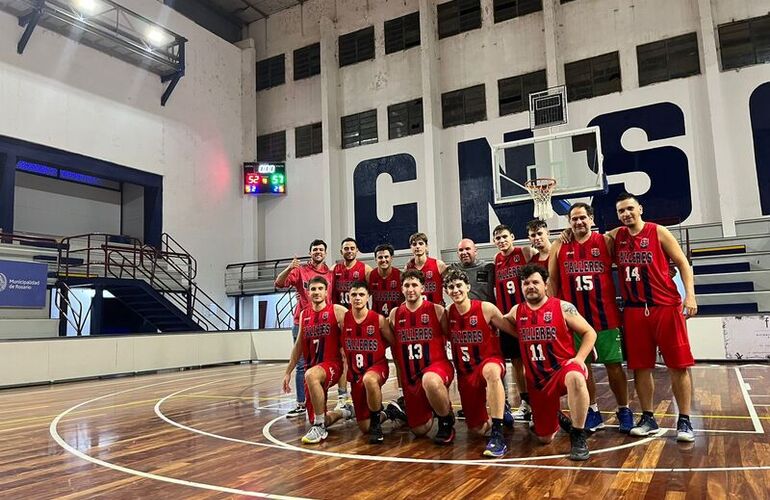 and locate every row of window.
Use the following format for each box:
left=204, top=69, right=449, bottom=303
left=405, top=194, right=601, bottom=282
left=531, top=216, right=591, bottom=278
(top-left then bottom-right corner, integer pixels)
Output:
left=257, top=11, right=769, bottom=92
